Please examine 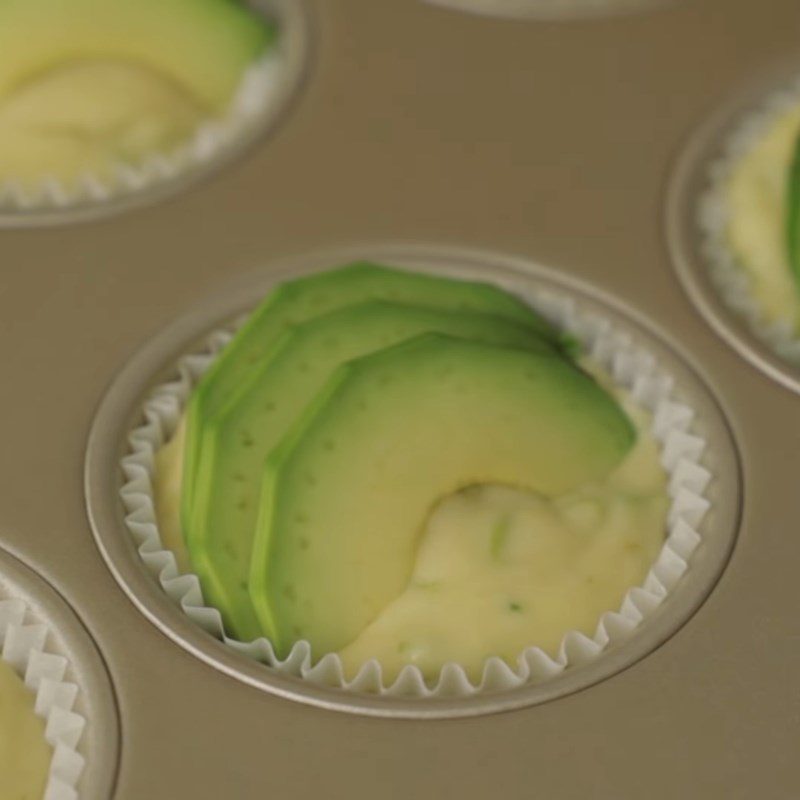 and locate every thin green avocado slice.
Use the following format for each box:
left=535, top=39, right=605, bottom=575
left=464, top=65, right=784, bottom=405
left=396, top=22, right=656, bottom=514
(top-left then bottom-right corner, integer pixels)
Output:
left=0, top=0, right=274, bottom=111
left=786, top=128, right=800, bottom=292
left=182, top=263, right=563, bottom=535
left=188, top=301, right=559, bottom=640
left=250, top=334, right=636, bottom=657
